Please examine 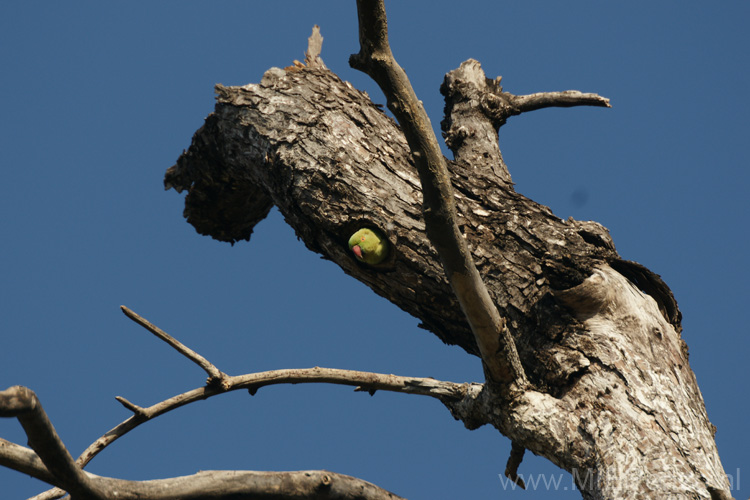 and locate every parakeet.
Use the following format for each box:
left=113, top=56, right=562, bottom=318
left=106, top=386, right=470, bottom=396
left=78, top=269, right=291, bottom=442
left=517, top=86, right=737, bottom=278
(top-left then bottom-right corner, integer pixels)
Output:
left=348, top=228, right=389, bottom=265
